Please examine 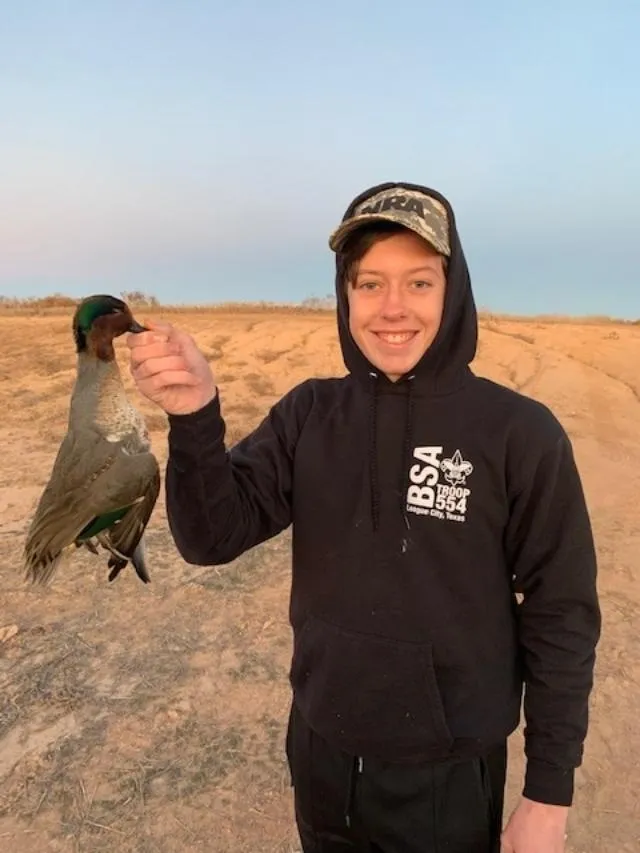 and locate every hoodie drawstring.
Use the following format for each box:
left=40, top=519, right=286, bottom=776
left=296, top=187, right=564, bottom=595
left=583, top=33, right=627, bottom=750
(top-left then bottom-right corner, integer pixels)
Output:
left=368, top=372, right=381, bottom=531
left=400, top=376, right=415, bottom=529
left=368, top=372, right=415, bottom=532
left=344, top=755, right=363, bottom=828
